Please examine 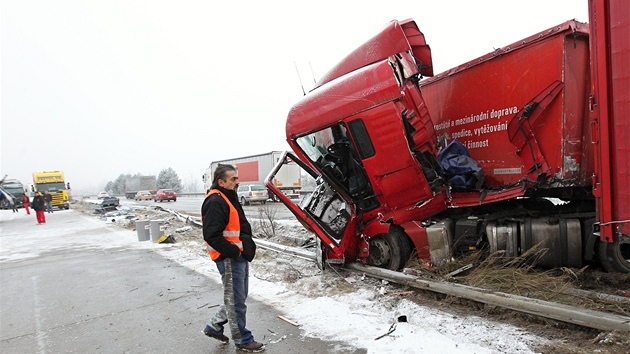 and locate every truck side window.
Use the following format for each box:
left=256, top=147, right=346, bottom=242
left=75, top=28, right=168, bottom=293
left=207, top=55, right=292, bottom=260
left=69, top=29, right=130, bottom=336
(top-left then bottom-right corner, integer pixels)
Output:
left=296, top=129, right=334, bottom=165
left=347, top=119, right=375, bottom=159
